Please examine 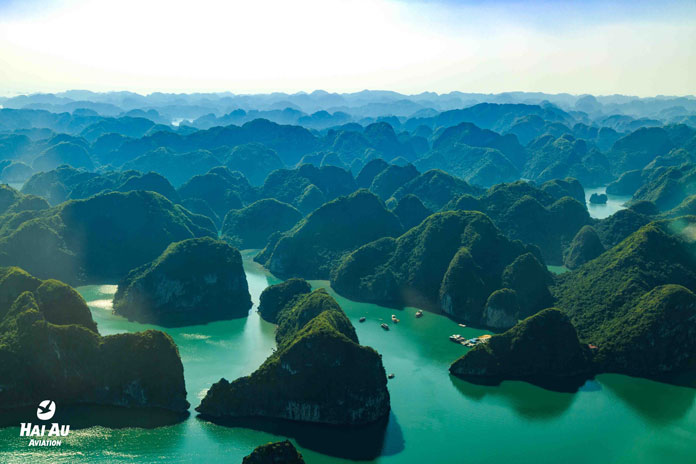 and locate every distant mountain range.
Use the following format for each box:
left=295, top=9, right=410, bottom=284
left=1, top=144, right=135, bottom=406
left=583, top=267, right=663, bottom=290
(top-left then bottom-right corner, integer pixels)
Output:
left=1, top=90, right=694, bottom=127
